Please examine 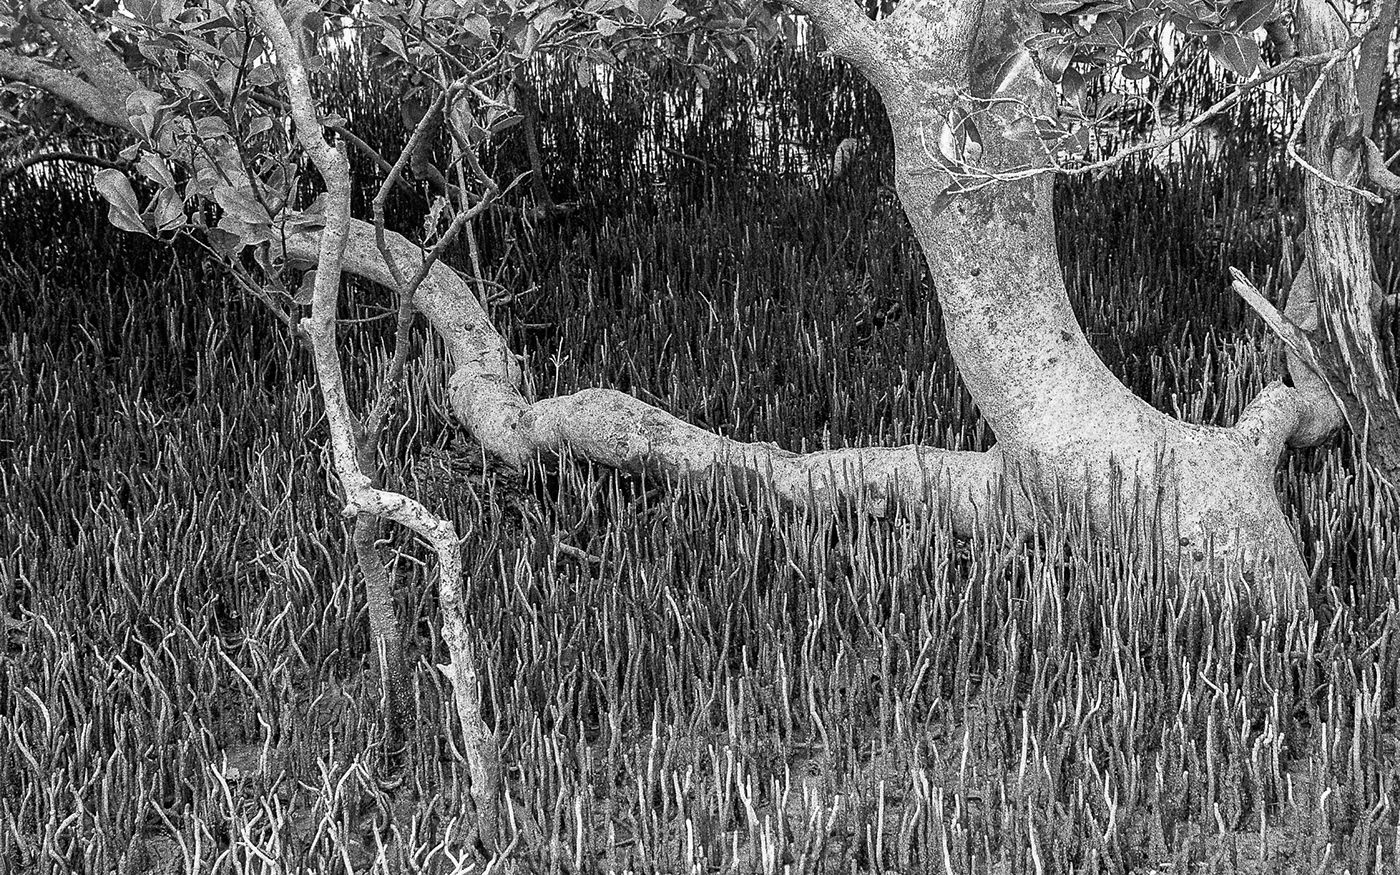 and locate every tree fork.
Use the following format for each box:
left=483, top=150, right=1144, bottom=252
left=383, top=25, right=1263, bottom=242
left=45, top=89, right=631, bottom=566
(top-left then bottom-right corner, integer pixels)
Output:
left=247, top=0, right=502, bottom=847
